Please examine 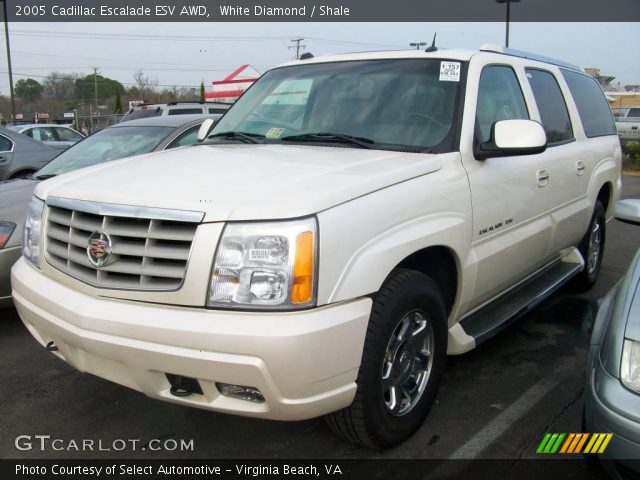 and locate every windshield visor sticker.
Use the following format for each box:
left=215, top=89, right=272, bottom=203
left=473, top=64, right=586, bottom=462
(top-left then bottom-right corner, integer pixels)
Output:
left=439, top=61, right=461, bottom=82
